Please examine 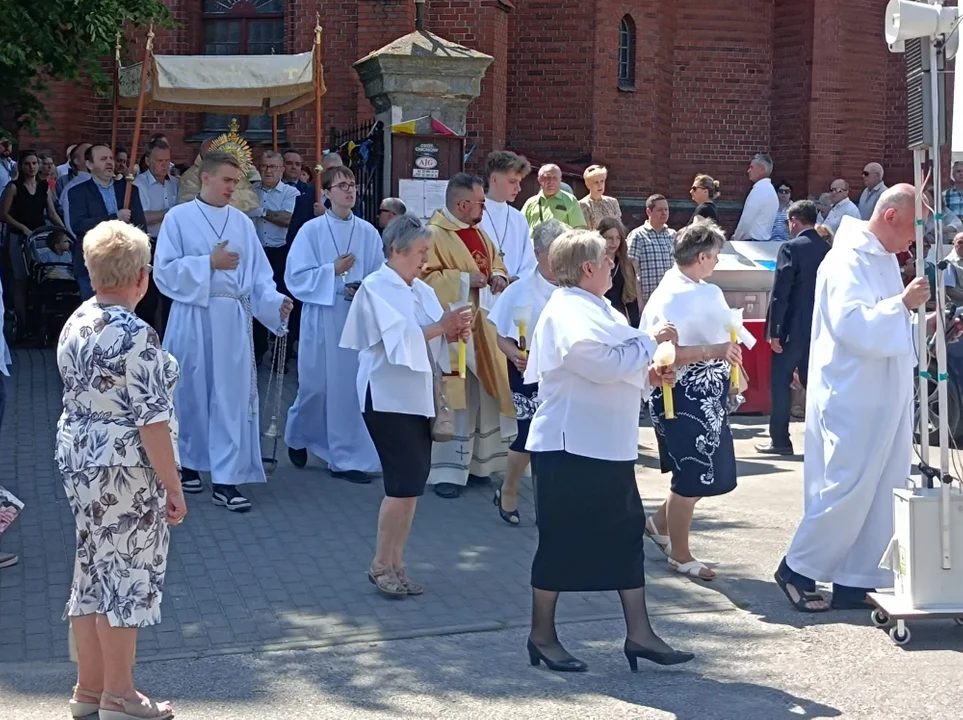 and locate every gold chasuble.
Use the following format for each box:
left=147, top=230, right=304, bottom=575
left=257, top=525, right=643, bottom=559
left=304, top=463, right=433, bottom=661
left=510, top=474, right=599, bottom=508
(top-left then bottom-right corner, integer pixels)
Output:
left=423, top=210, right=515, bottom=418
